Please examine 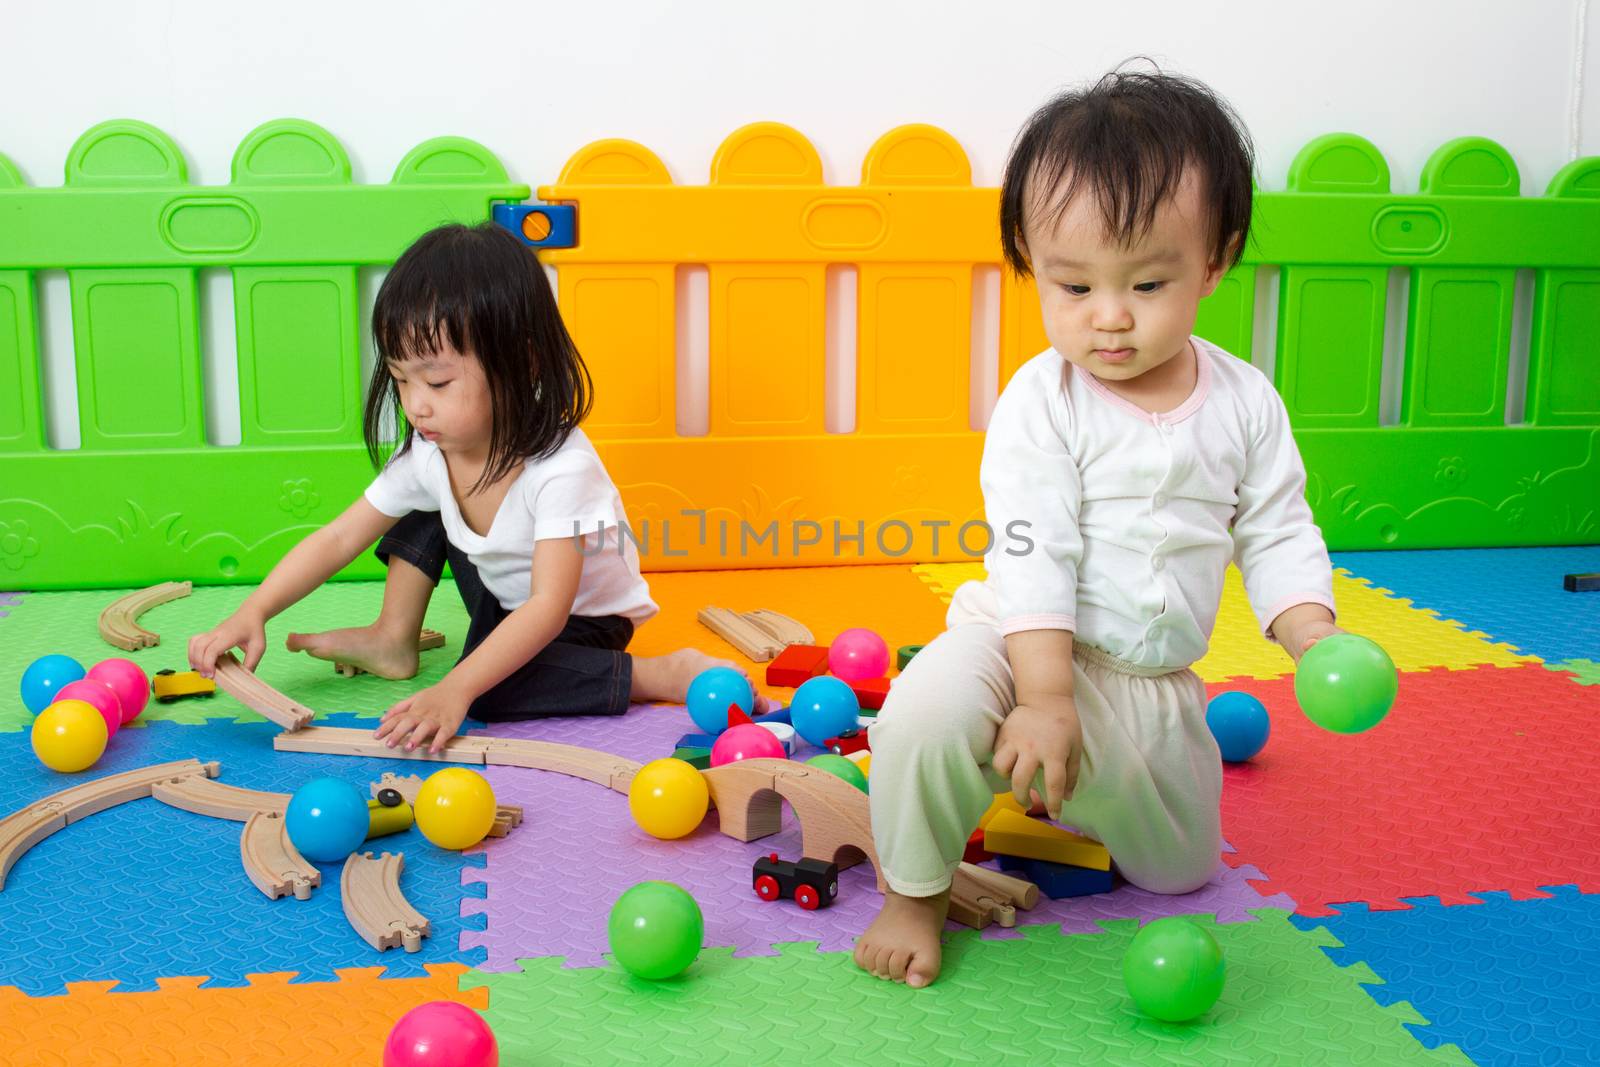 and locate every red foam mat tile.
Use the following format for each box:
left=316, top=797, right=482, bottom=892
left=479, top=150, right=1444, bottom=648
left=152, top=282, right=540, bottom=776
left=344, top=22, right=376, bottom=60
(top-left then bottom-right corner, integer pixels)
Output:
left=1214, top=664, right=1600, bottom=917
